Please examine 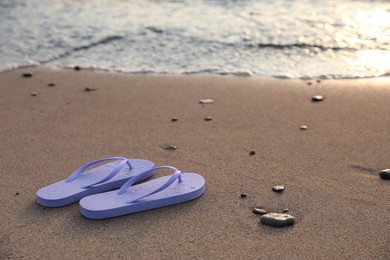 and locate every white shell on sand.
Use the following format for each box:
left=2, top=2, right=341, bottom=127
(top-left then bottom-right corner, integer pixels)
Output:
left=199, top=99, right=215, bottom=104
